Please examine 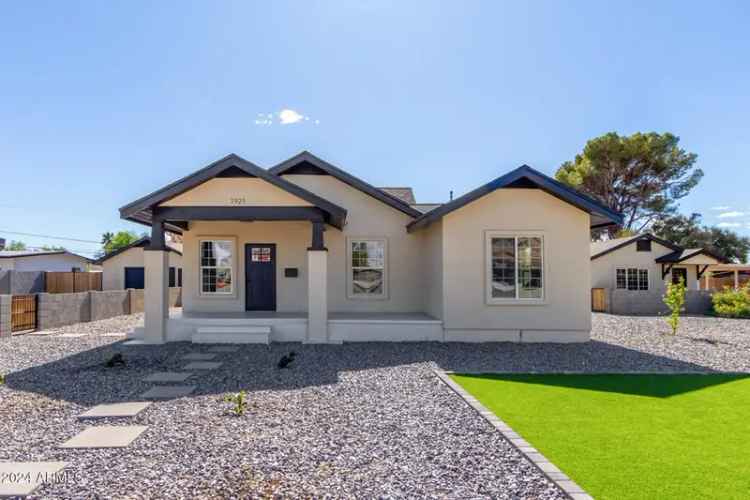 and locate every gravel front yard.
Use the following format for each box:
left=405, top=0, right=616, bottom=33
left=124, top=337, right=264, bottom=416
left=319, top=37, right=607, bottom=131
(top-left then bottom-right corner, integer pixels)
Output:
left=0, top=312, right=748, bottom=498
